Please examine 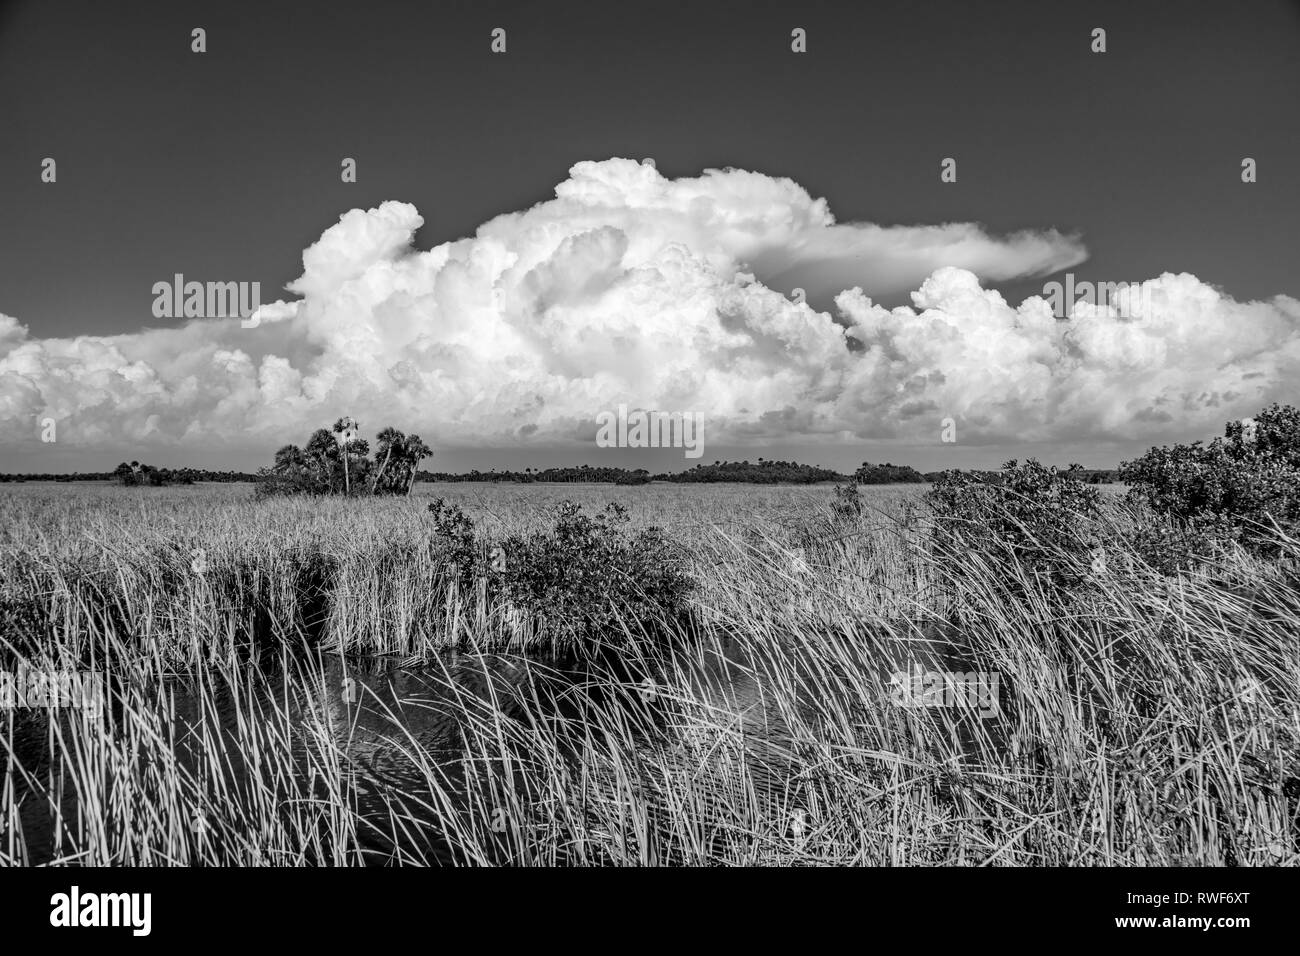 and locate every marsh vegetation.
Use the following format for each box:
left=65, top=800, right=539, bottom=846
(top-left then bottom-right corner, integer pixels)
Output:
left=2, top=409, right=1298, bottom=866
